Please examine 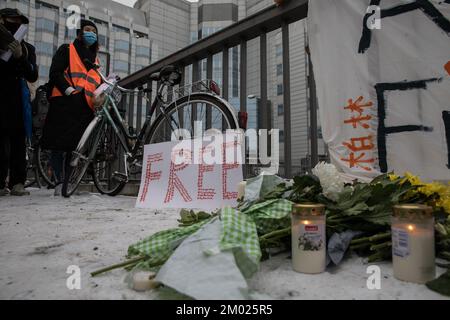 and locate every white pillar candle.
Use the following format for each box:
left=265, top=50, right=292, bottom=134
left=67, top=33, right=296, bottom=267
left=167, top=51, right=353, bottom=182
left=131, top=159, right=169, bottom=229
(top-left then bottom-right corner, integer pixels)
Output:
left=291, top=204, right=326, bottom=274
left=237, top=181, right=247, bottom=200
left=392, top=205, right=436, bottom=284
